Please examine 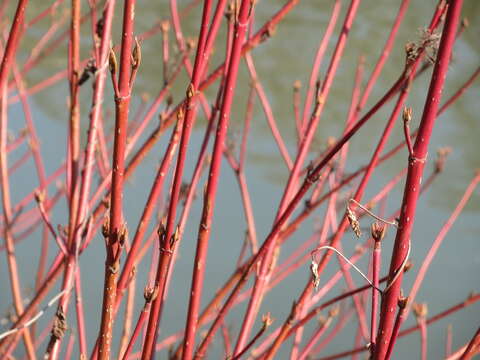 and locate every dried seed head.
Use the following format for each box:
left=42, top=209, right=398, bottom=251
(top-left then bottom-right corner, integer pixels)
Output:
left=405, top=42, right=418, bottom=64
left=51, top=306, right=67, bottom=340
left=346, top=206, right=362, bottom=238
left=371, top=222, right=386, bottom=242
left=310, top=260, right=320, bottom=290
left=419, top=28, right=441, bottom=63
